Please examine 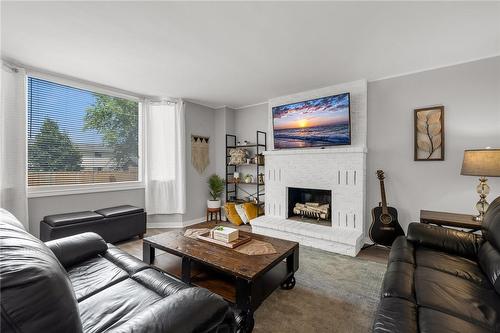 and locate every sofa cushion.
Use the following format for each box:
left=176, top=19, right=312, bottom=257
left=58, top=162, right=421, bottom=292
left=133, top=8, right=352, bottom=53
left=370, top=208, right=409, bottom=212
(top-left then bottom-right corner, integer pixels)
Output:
left=416, top=247, right=490, bottom=288
left=408, top=223, right=482, bottom=260
left=381, top=261, right=415, bottom=302
left=44, top=211, right=103, bottom=227
left=415, top=267, right=500, bottom=330
left=481, top=196, right=500, bottom=250
left=0, top=219, right=83, bottom=333
left=68, top=256, right=129, bottom=301
left=104, top=245, right=150, bottom=275
left=79, top=278, right=163, bottom=333
left=132, top=268, right=189, bottom=297
left=105, top=288, right=235, bottom=333
left=46, top=232, right=108, bottom=268
left=388, top=236, right=415, bottom=265
left=0, top=208, right=26, bottom=230
left=419, top=308, right=491, bottom=333
left=372, top=297, right=417, bottom=333
left=95, top=205, right=144, bottom=218
left=478, top=241, right=500, bottom=294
